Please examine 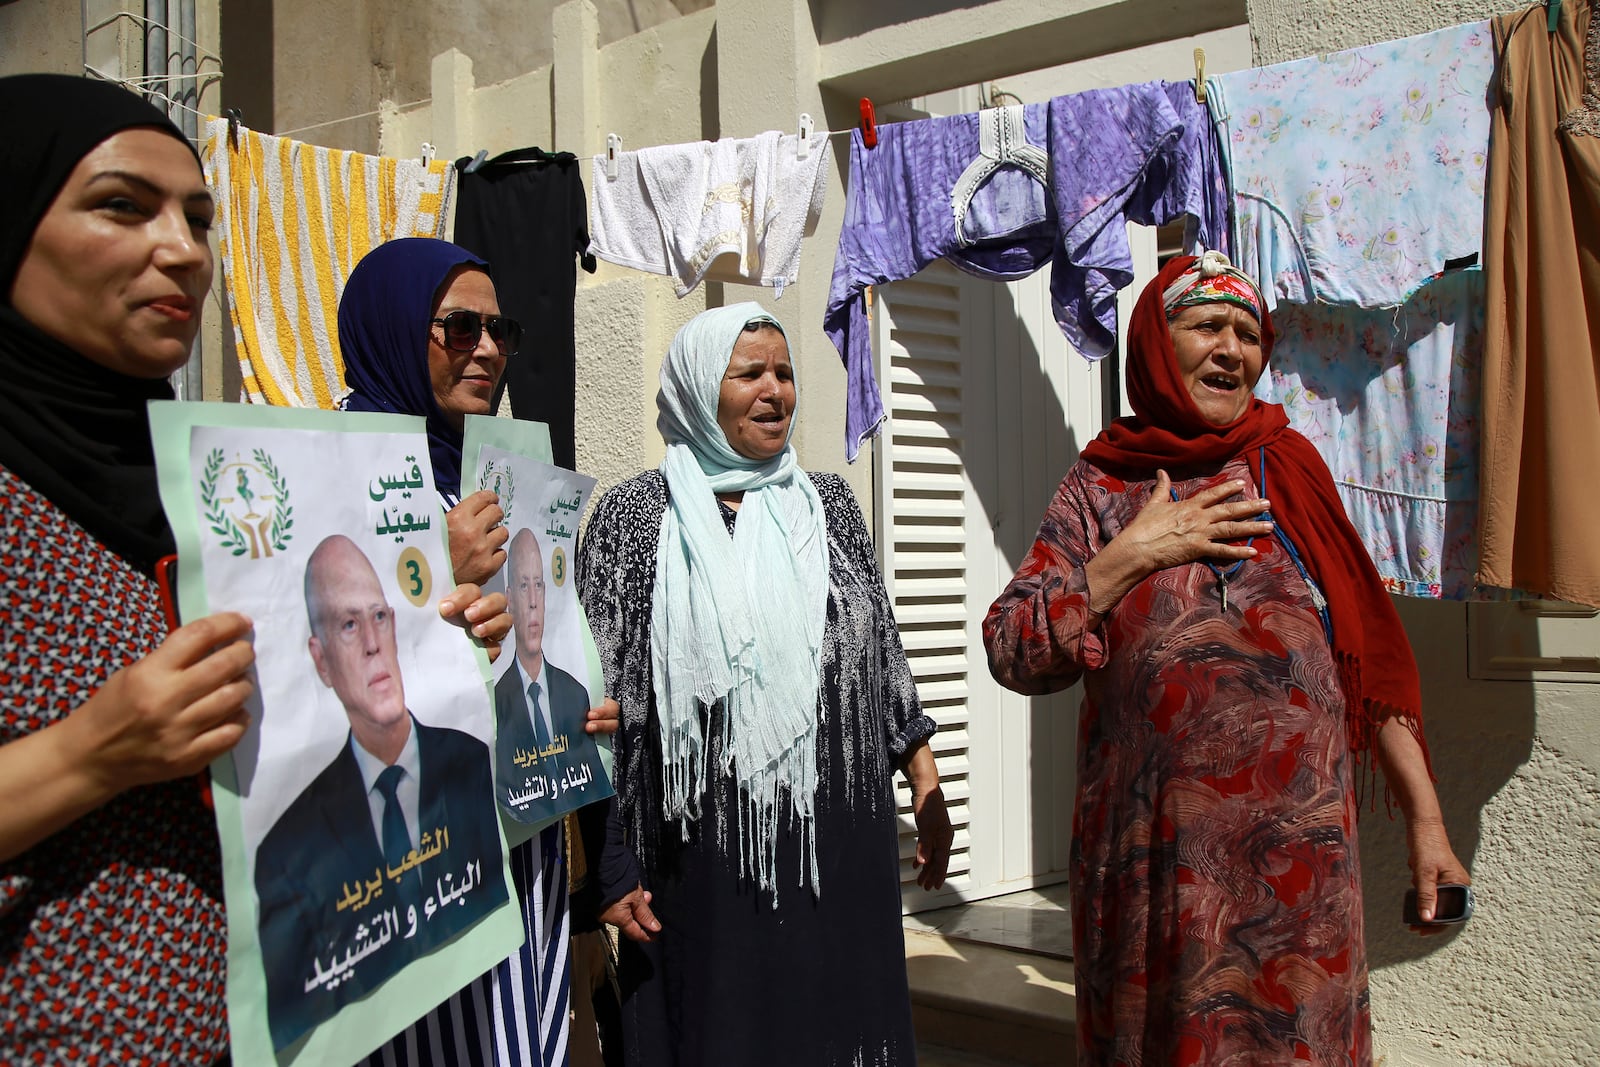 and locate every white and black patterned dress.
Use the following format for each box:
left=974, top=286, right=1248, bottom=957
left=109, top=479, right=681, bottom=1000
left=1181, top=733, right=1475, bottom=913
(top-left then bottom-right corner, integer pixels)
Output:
left=576, top=470, right=934, bottom=1067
